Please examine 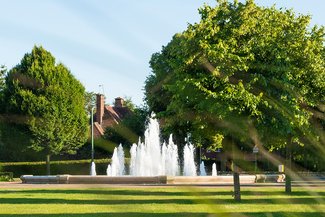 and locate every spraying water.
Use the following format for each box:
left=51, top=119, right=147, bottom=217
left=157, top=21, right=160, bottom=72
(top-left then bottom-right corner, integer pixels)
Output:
left=90, top=162, right=96, bottom=176
left=107, top=116, right=196, bottom=176
left=107, top=144, right=125, bottom=176
left=106, top=164, right=112, bottom=176
left=212, top=163, right=217, bottom=176
left=129, top=118, right=182, bottom=176
left=129, top=143, right=137, bottom=176
left=183, top=143, right=197, bottom=176
left=199, top=161, right=207, bottom=176
left=164, top=135, right=180, bottom=176
left=117, top=144, right=125, bottom=175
